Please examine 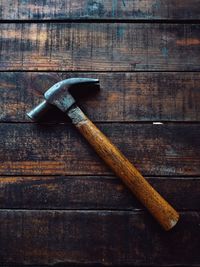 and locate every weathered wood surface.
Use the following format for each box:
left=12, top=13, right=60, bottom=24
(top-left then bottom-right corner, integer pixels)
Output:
left=0, top=0, right=200, bottom=265
left=1, top=72, right=200, bottom=122
left=0, top=176, right=199, bottom=210
left=0, top=123, right=199, bottom=176
left=0, top=210, right=199, bottom=265
left=1, top=23, right=200, bottom=71
left=1, top=0, right=200, bottom=20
